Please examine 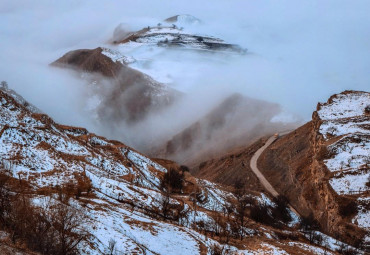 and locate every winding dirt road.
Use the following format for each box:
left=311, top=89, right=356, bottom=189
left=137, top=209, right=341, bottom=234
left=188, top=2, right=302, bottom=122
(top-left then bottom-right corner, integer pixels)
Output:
left=249, top=131, right=300, bottom=215
left=250, top=135, right=280, bottom=197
